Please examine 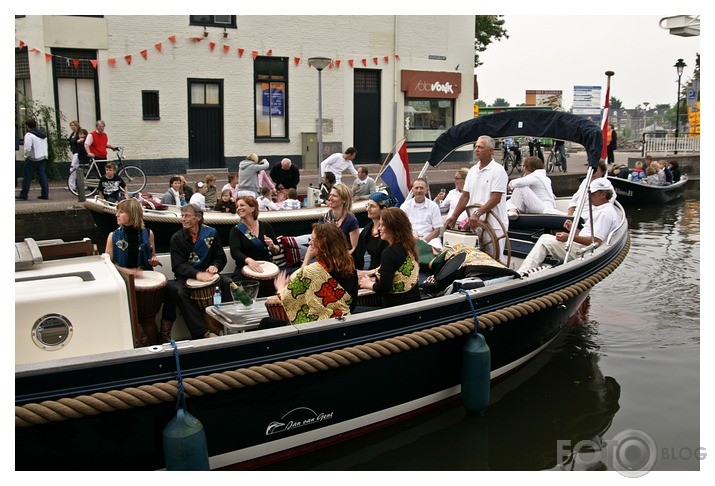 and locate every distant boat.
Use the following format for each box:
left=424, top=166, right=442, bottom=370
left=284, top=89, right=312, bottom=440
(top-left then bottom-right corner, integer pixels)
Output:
left=607, top=176, right=687, bottom=205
